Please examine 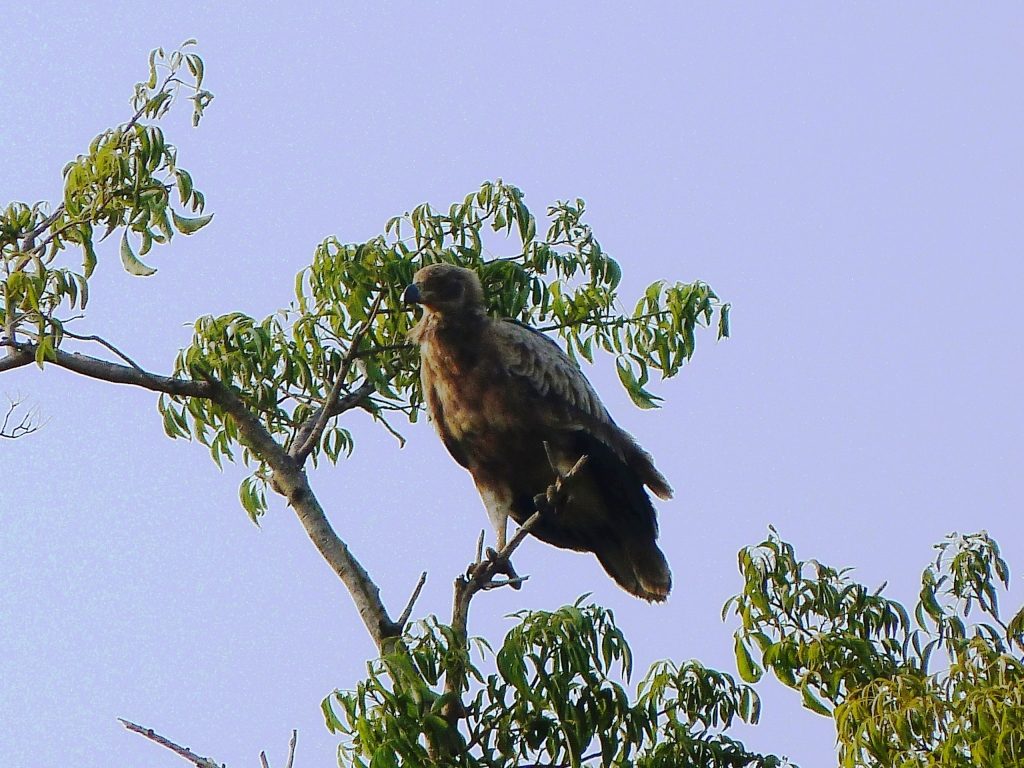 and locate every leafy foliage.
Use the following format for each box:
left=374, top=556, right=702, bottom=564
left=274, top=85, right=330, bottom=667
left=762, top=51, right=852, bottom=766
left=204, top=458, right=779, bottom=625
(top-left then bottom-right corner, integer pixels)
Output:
left=161, top=179, right=728, bottom=519
left=323, top=602, right=790, bottom=767
left=0, top=41, right=213, bottom=366
left=725, top=529, right=1024, bottom=767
